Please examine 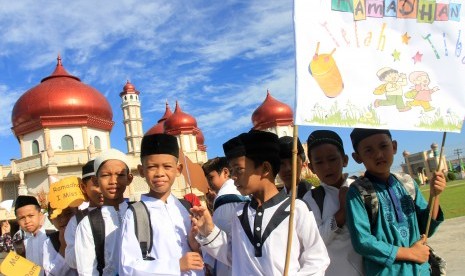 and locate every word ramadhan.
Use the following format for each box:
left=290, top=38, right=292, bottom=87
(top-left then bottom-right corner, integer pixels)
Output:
left=333, top=0, right=461, bottom=23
